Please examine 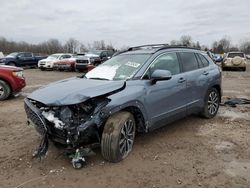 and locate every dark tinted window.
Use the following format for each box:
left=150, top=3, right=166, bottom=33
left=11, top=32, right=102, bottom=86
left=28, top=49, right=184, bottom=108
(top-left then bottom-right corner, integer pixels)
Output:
left=150, top=53, right=180, bottom=75
left=61, top=55, right=71, bottom=59
left=179, top=52, right=199, bottom=72
left=24, top=53, right=32, bottom=57
left=197, top=54, right=209, bottom=67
